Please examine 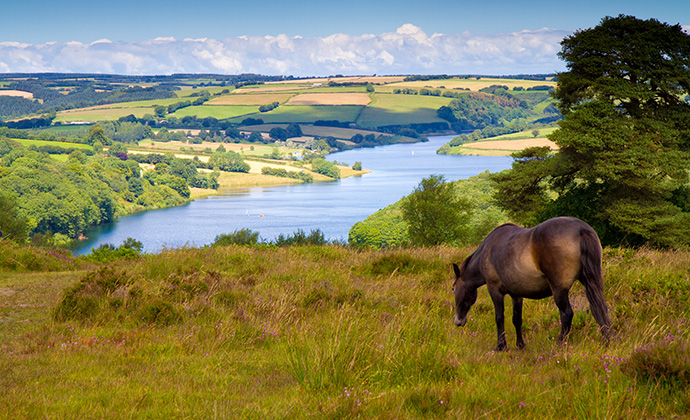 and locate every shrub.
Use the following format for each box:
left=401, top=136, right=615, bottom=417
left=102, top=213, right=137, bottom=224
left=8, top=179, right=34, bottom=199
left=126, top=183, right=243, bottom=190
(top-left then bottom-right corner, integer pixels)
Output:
left=274, top=229, right=327, bottom=246
left=138, top=299, right=179, bottom=325
left=213, top=229, right=262, bottom=246
left=87, top=238, right=143, bottom=263
left=622, top=339, right=690, bottom=385
left=310, top=158, right=340, bottom=179
left=53, top=267, right=131, bottom=322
